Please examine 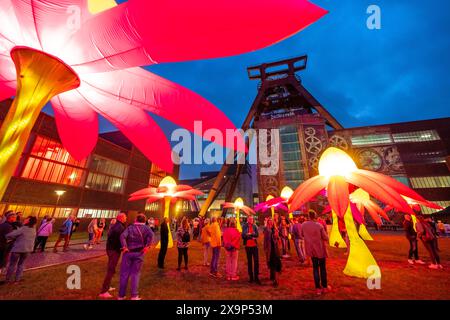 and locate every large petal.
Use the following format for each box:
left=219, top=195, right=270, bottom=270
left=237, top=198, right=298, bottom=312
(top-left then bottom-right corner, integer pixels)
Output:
left=347, top=172, right=413, bottom=214
left=0, top=0, right=24, bottom=48
left=364, top=204, right=382, bottom=225
left=289, top=175, right=328, bottom=212
left=128, top=0, right=327, bottom=63
left=51, top=90, right=99, bottom=160
left=350, top=202, right=364, bottom=225
left=366, top=201, right=390, bottom=222
left=63, top=0, right=326, bottom=72
left=327, top=176, right=349, bottom=218
left=81, top=68, right=245, bottom=152
left=77, top=84, right=174, bottom=173
left=129, top=187, right=158, bottom=198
